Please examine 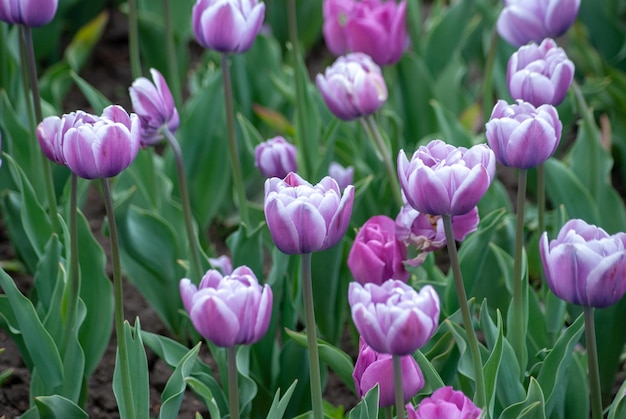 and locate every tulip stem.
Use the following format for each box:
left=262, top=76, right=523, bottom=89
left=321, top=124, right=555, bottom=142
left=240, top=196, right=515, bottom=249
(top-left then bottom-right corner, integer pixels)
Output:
left=163, top=0, right=182, bottom=108
left=101, top=178, right=135, bottom=419
left=392, top=355, right=405, bottom=419
left=511, top=169, right=528, bottom=374
left=227, top=345, right=240, bottom=419
left=221, top=53, right=250, bottom=228
left=584, top=307, right=603, bottom=419
left=128, top=0, right=142, bottom=79
left=162, top=128, right=203, bottom=281
left=61, top=174, right=80, bottom=356
left=537, top=164, right=545, bottom=236
left=301, top=252, right=324, bottom=419
left=442, top=215, right=486, bottom=411
left=482, top=28, right=498, bottom=124
left=361, top=116, right=404, bottom=208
